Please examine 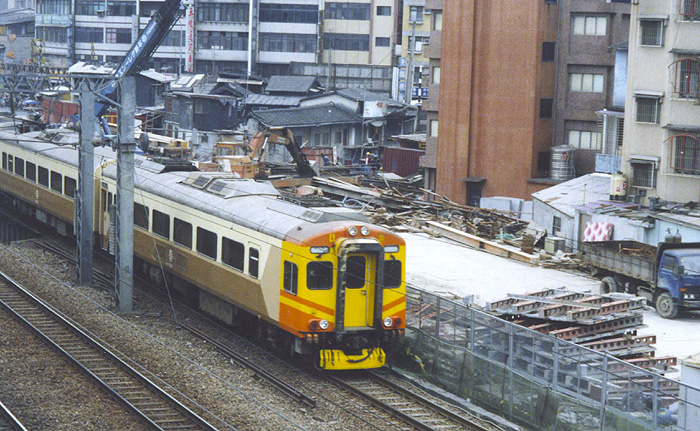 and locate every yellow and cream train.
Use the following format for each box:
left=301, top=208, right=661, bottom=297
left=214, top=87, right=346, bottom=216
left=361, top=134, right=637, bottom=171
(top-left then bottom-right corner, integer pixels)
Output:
left=0, top=130, right=405, bottom=370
